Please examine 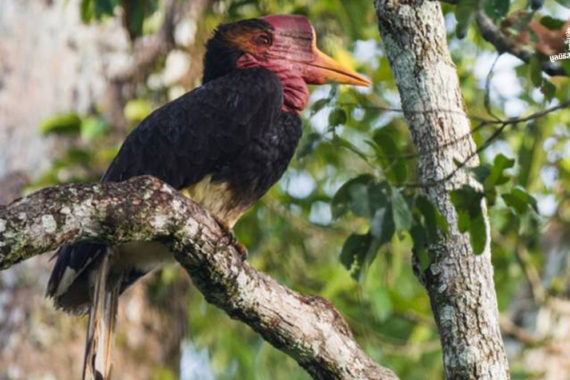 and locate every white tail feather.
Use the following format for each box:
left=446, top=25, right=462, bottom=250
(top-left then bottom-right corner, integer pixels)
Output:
left=83, top=253, right=119, bottom=380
